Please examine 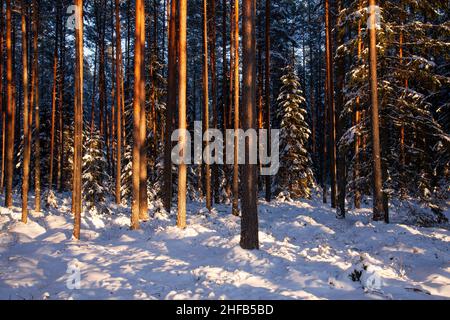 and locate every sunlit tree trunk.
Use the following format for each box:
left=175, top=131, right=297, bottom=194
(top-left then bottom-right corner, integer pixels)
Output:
left=368, top=0, right=385, bottom=222
left=0, top=0, right=4, bottom=194
left=177, top=0, right=187, bottom=229
left=4, top=0, right=14, bottom=207
left=138, top=2, right=148, bottom=222
left=72, top=0, right=84, bottom=239
left=21, top=1, right=30, bottom=222
left=163, top=0, right=177, bottom=213
left=132, top=0, right=146, bottom=230
left=241, top=0, right=259, bottom=250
